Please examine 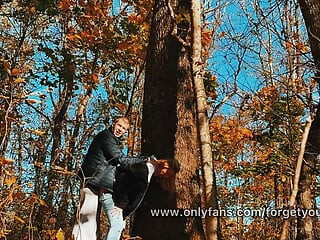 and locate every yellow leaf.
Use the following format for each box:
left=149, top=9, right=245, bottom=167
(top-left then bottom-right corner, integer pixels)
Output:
left=26, top=99, right=41, bottom=104
left=55, top=229, right=65, bottom=240
left=30, top=129, right=46, bottom=135
left=38, top=198, right=47, bottom=206
left=31, top=193, right=48, bottom=206
left=5, top=176, right=16, bottom=187
left=14, top=215, right=25, bottom=223
left=34, top=161, right=44, bottom=167
left=14, top=77, right=25, bottom=84
left=29, top=7, right=36, bottom=13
